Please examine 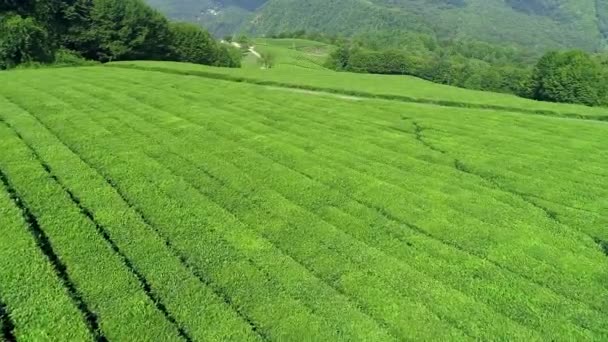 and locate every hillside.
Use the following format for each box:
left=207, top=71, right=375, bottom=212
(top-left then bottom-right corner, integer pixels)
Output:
left=112, top=54, right=608, bottom=119
left=1, top=52, right=607, bottom=340
left=145, top=0, right=608, bottom=51
left=246, top=38, right=332, bottom=70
